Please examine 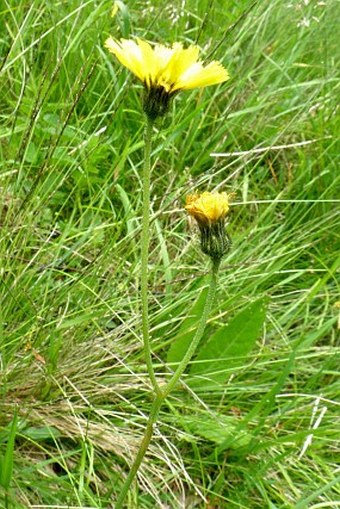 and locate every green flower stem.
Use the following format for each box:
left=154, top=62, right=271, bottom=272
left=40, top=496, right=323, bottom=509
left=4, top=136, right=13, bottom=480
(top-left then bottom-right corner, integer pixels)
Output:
left=115, top=259, right=220, bottom=507
left=115, top=394, right=163, bottom=509
left=141, top=117, right=161, bottom=395
left=162, top=257, right=221, bottom=398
